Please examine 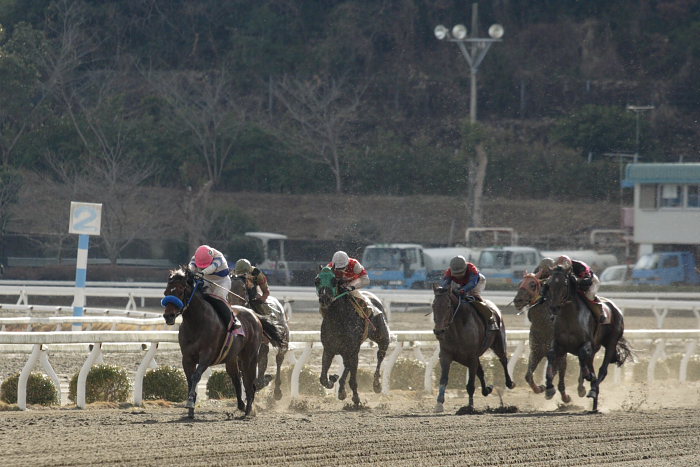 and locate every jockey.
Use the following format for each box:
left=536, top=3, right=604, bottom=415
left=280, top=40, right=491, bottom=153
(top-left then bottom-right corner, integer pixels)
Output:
left=534, top=257, right=556, bottom=281
left=234, top=258, right=271, bottom=315
left=327, top=250, right=373, bottom=316
left=440, top=255, right=498, bottom=331
left=555, top=255, right=604, bottom=323
left=189, top=245, right=240, bottom=328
